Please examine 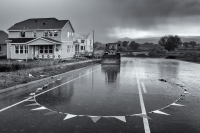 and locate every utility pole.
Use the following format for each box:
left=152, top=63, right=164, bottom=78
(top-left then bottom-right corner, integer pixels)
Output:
left=92, top=30, right=94, bottom=57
